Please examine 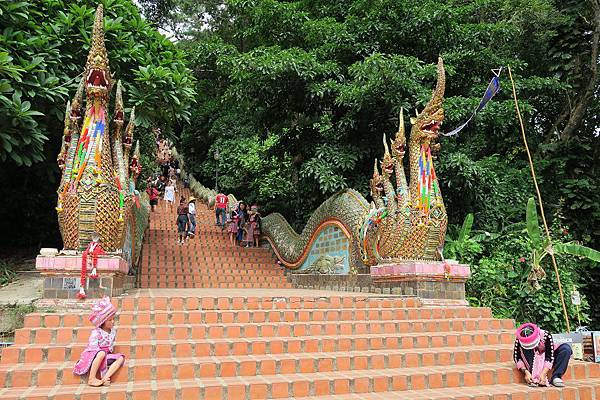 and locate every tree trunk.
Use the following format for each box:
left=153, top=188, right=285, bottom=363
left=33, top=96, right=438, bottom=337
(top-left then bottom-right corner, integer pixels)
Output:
left=560, top=0, right=600, bottom=141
